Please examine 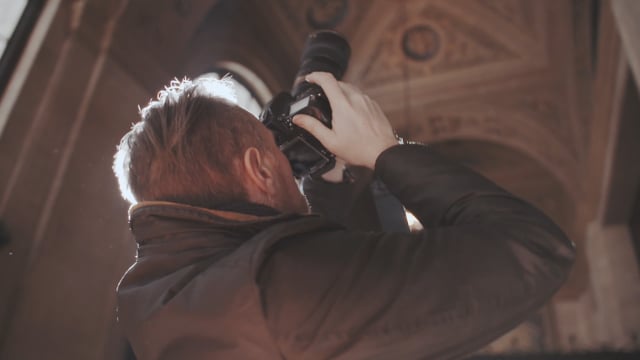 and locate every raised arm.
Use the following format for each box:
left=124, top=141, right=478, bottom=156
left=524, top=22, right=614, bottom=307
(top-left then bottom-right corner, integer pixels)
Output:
left=260, top=74, right=576, bottom=359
